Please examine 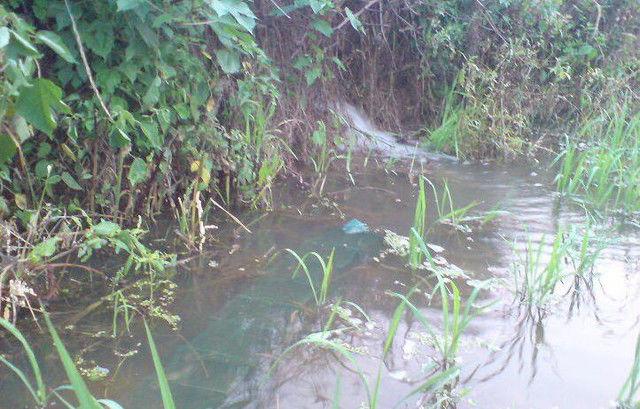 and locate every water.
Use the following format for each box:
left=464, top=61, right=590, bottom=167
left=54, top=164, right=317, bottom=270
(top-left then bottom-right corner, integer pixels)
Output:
left=2, top=112, right=640, bottom=408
